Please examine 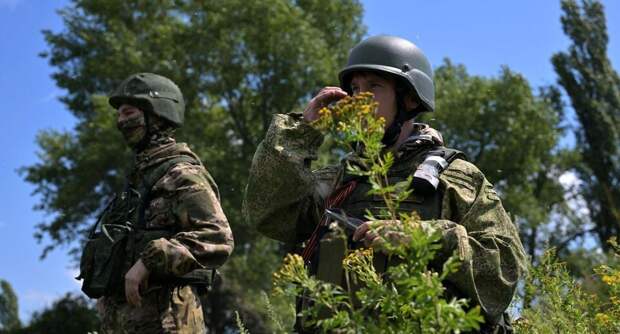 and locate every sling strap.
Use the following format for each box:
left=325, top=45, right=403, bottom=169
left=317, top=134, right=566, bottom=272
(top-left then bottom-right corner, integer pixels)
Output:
left=301, top=180, right=358, bottom=263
